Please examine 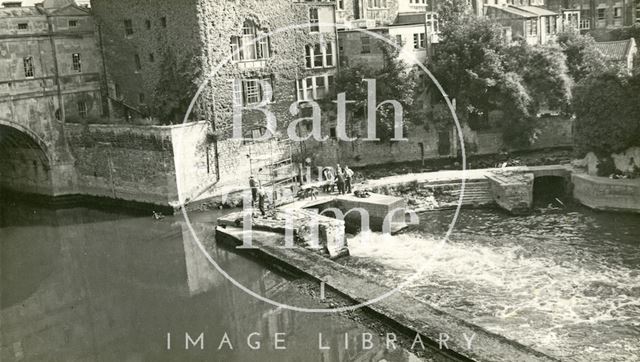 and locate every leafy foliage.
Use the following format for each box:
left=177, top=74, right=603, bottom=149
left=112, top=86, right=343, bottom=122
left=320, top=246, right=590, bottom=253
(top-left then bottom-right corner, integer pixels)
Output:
left=573, top=72, right=640, bottom=156
left=151, top=49, right=203, bottom=125
left=331, top=43, right=418, bottom=142
left=438, top=0, right=473, bottom=25
left=556, top=31, right=611, bottom=83
left=430, top=18, right=573, bottom=148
